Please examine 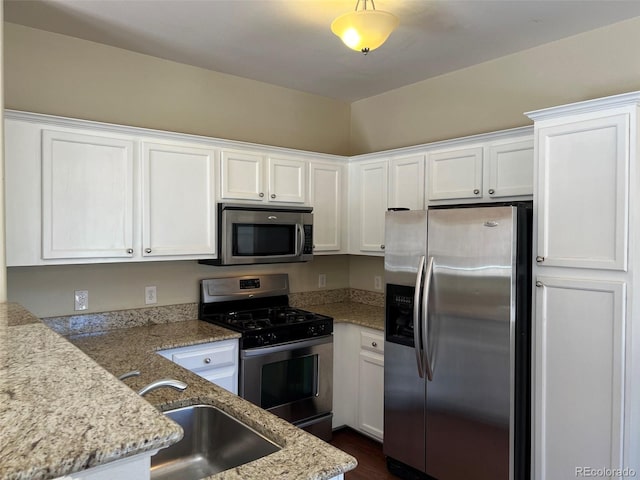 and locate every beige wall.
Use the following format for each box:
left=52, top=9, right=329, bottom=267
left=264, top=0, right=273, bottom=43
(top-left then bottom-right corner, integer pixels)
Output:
left=350, top=16, right=640, bottom=154
left=348, top=256, right=384, bottom=293
left=3, top=23, right=351, bottom=156
left=8, top=256, right=350, bottom=318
